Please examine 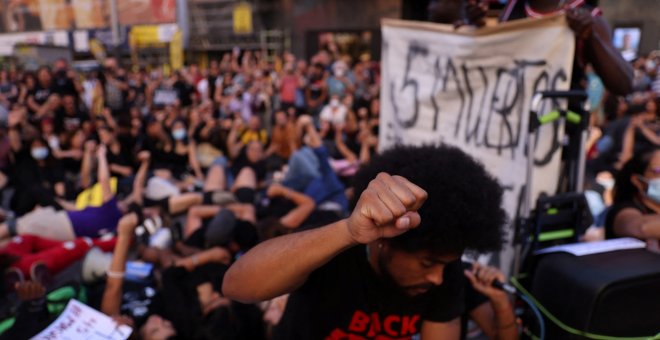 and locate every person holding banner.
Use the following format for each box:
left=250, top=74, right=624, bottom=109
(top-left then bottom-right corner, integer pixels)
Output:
left=500, top=0, right=632, bottom=96
left=223, top=144, right=508, bottom=339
